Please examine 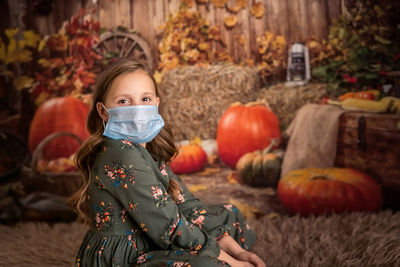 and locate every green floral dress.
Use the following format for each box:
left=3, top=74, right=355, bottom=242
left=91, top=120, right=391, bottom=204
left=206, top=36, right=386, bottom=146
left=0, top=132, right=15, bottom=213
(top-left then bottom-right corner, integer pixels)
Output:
left=75, top=138, right=256, bottom=267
